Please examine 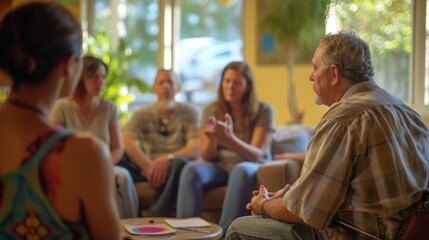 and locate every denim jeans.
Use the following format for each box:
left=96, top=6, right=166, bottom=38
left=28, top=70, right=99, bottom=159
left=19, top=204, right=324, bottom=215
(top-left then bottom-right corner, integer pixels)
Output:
left=176, top=161, right=261, bottom=233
